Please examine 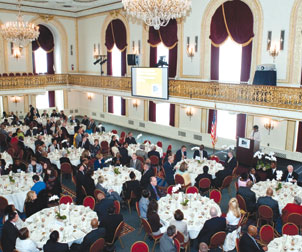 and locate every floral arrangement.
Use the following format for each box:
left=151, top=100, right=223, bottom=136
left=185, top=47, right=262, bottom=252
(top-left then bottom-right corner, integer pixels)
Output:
left=253, top=151, right=276, bottom=171
left=172, top=184, right=181, bottom=193
left=9, top=176, right=15, bottom=183
left=180, top=199, right=189, bottom=206
left=49, top=195, right=59, bottom=202
left=114, top=167, right=121, bottom=175
left=276, top=170, right=283, bottom=181
left=55, top=212, right=67, bottom=220
left=275, top=182, right=282, bottom=191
